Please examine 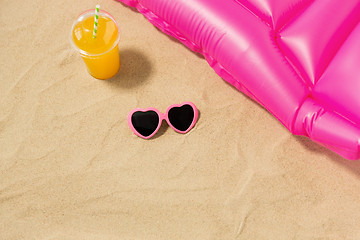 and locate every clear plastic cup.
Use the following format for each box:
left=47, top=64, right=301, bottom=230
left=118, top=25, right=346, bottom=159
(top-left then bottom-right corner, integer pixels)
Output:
left=70, top=9, right=120, bottom=79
